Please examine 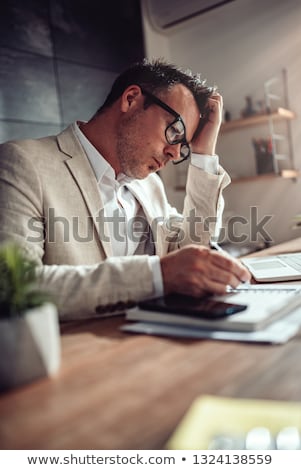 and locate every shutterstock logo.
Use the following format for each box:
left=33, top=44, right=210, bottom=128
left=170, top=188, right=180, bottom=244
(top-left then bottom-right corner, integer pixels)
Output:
left=26, top=206, right=274, bottom=246
left=217, top=206, right=274, bottom=244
